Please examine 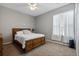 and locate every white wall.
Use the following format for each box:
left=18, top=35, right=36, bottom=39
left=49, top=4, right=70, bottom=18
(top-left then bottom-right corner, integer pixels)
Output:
left=75, top=3, right=79, bottom=56
left=0, top=7, right=2, bottom=33
left=0, top=6, right=35, bottom=43
left=35, top=4, right=75, bottom=40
